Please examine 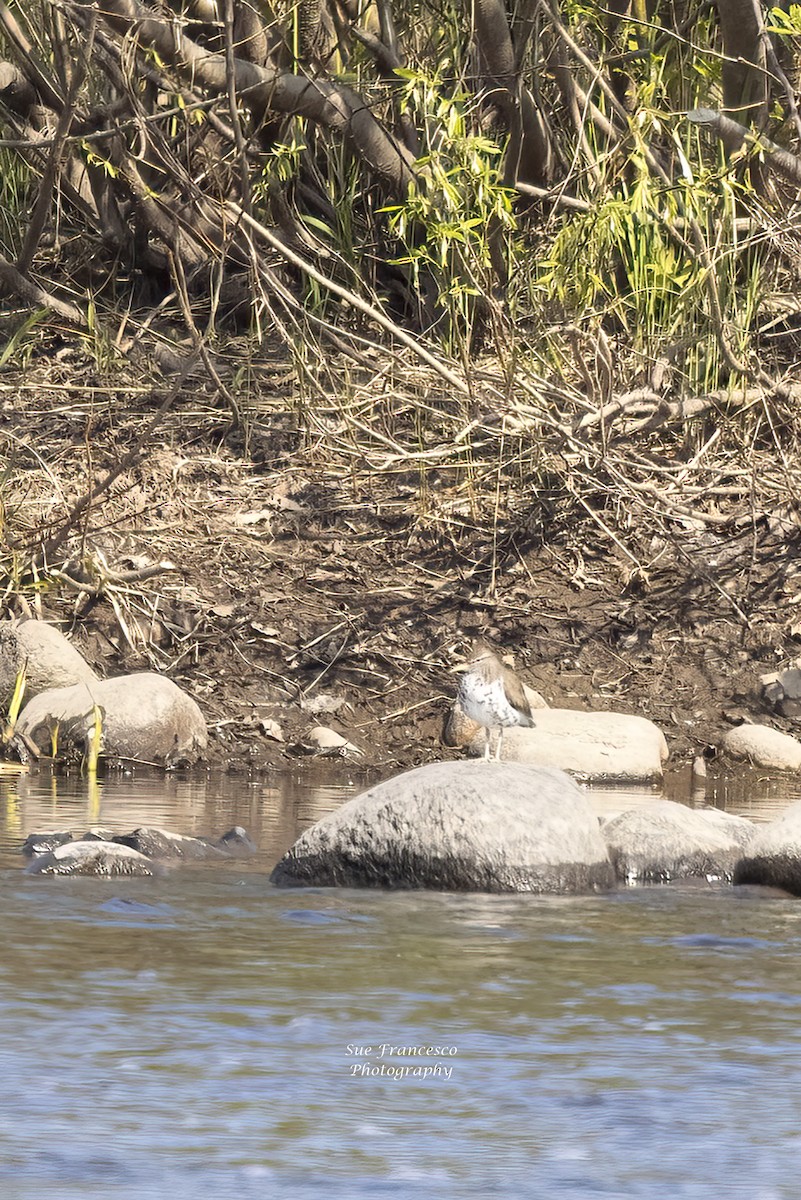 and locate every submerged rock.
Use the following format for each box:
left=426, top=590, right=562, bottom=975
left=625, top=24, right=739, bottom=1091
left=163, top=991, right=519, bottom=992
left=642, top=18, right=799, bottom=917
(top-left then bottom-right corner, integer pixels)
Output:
left=17, top=673, right=207, bottom=766
left=719, top=724, right=801, bottom=772
left=21, top=830, right=74, bottom=858
left=113, top=827, right=223, bottom=860
left=468, top=708, right=668, bottom=783
left=0, top=618, right=97, bottom=705
left=26, top=839, right=161, bottom=877
left=112, top=826, right=257, bottom=860
left=734, top=801, right=801, bottom=894
left=601, top=801, right=754, bottom=884
left=271, top=760, right=614, bottom=894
